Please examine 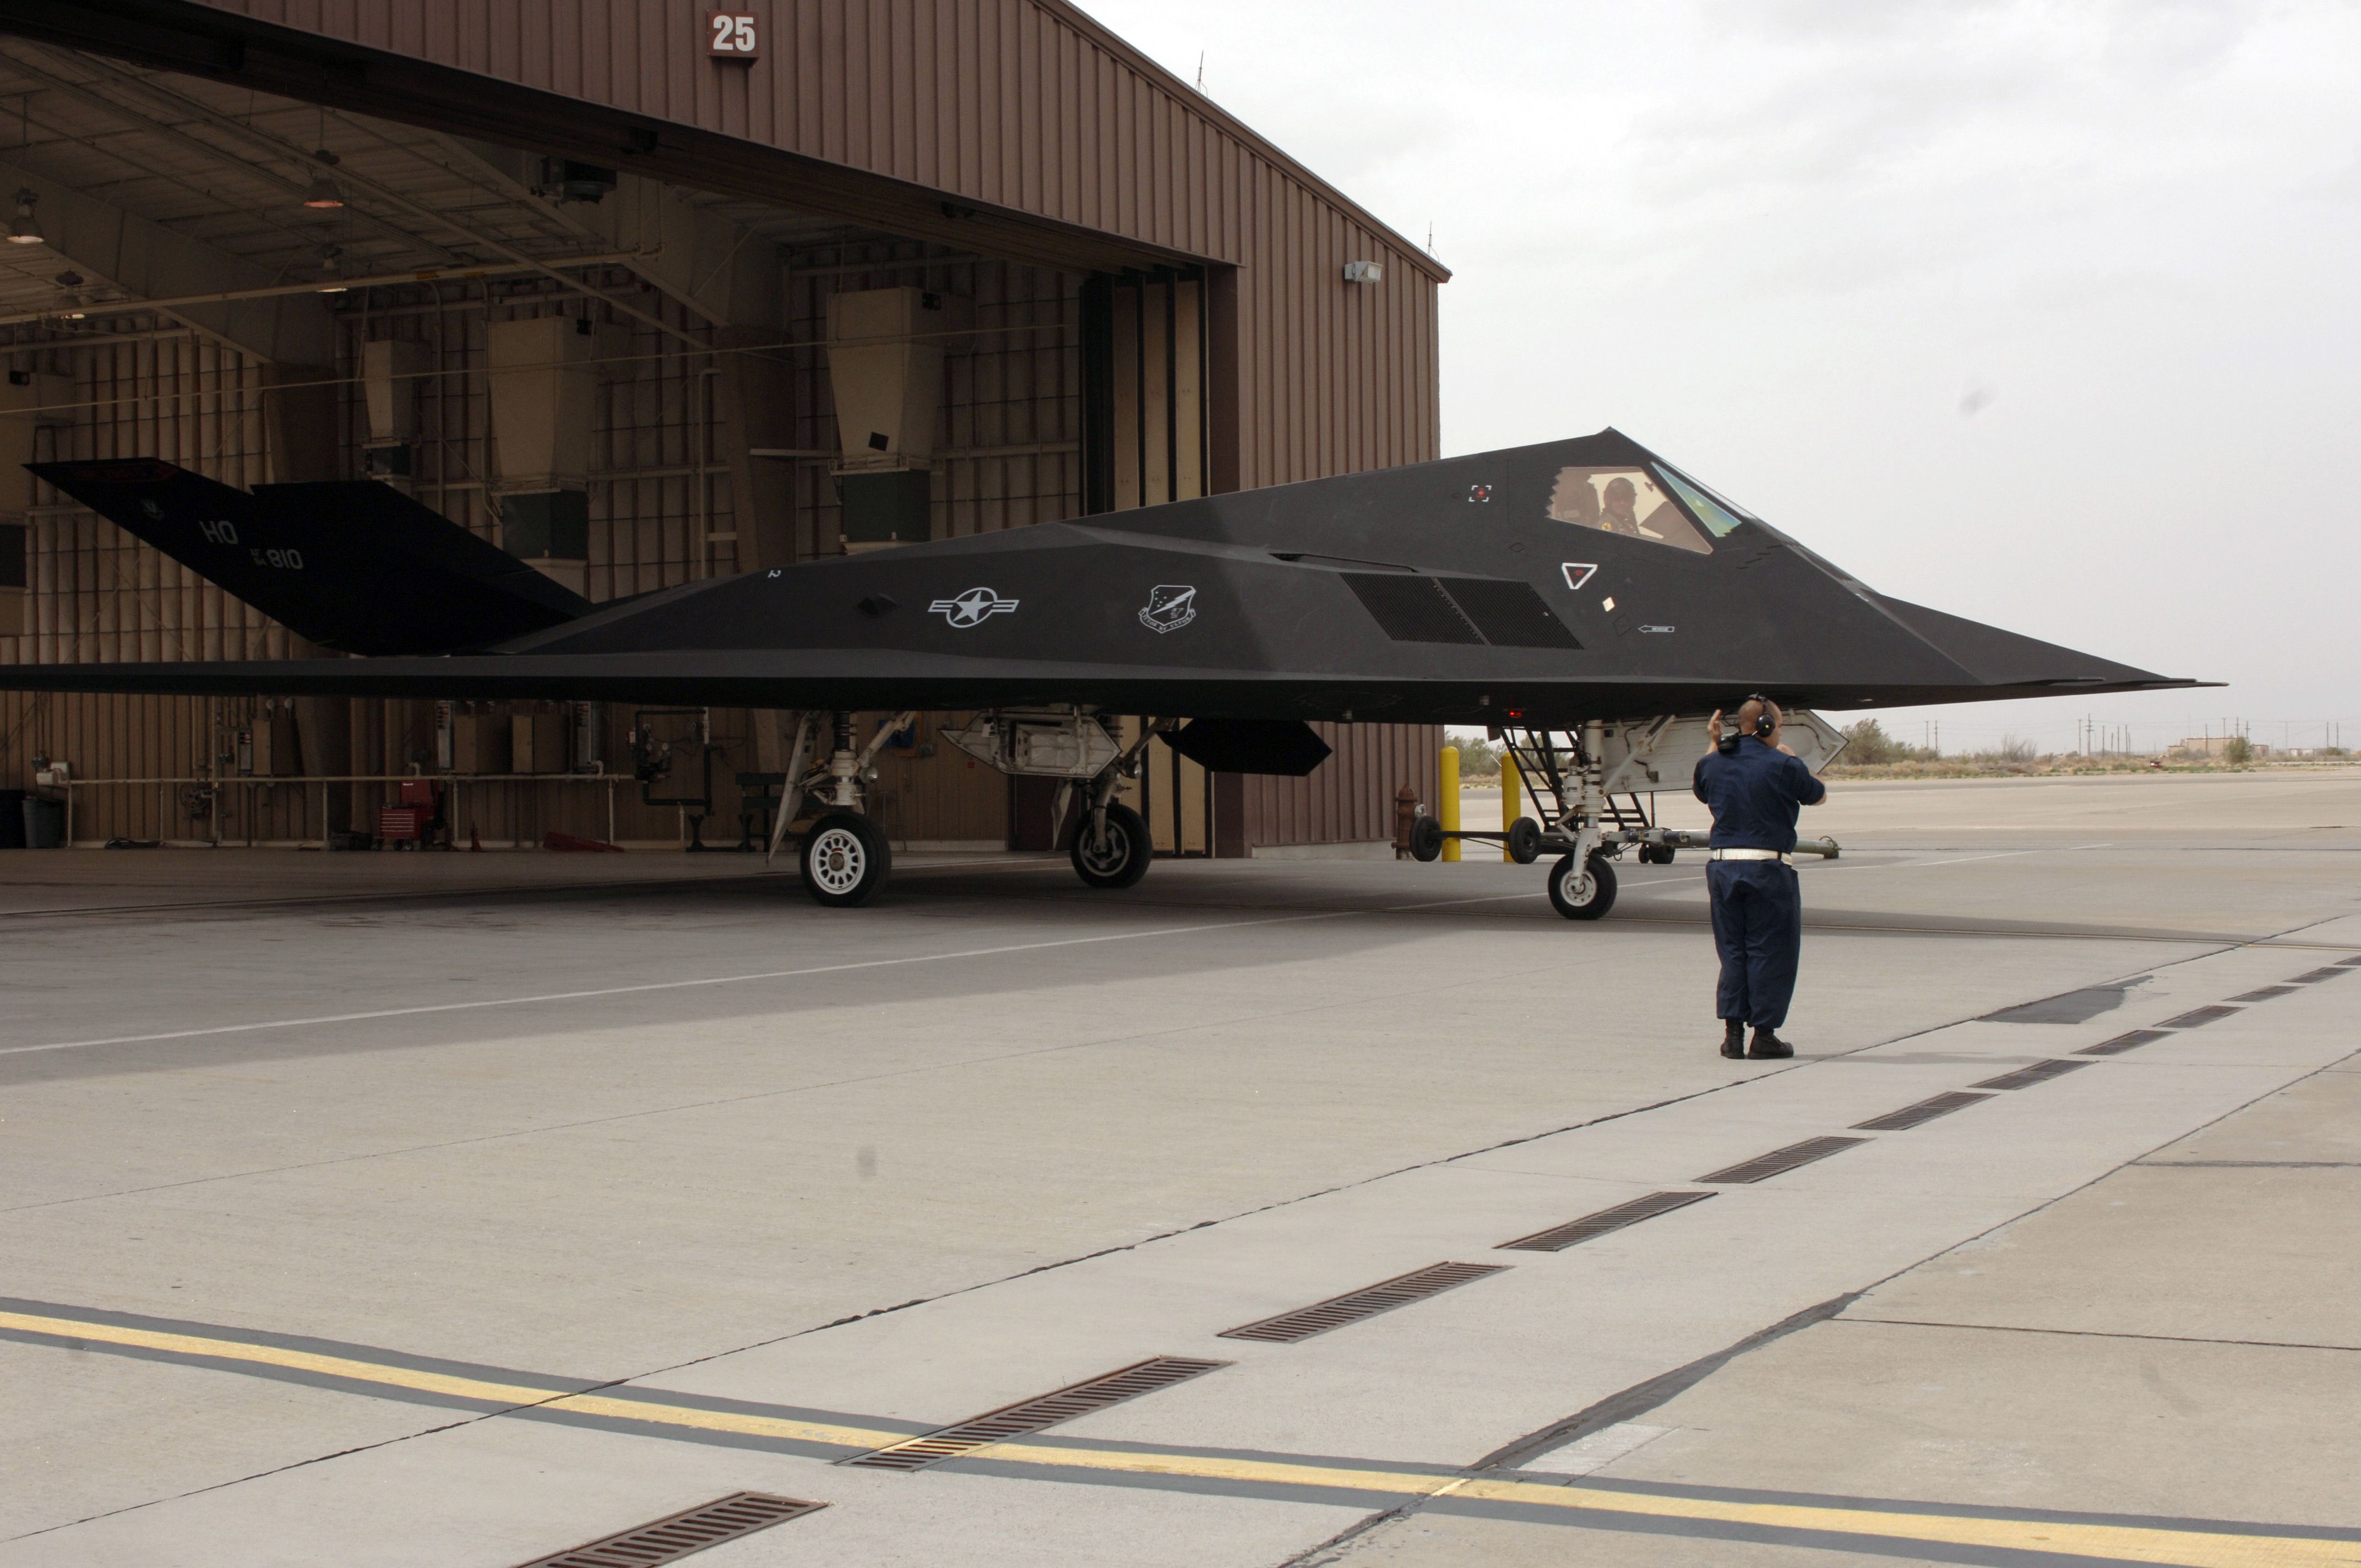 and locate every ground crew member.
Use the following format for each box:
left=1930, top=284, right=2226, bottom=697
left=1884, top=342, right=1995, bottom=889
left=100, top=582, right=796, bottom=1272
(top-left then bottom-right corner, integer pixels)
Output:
left=1693, top=696, right=1826, bottom=1060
